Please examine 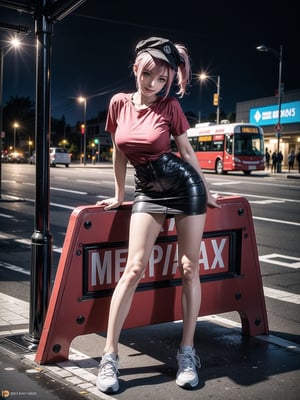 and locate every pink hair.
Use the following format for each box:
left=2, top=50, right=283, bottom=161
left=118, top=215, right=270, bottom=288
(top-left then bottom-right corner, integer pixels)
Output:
left=134, top=43, right=191, bottom=98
